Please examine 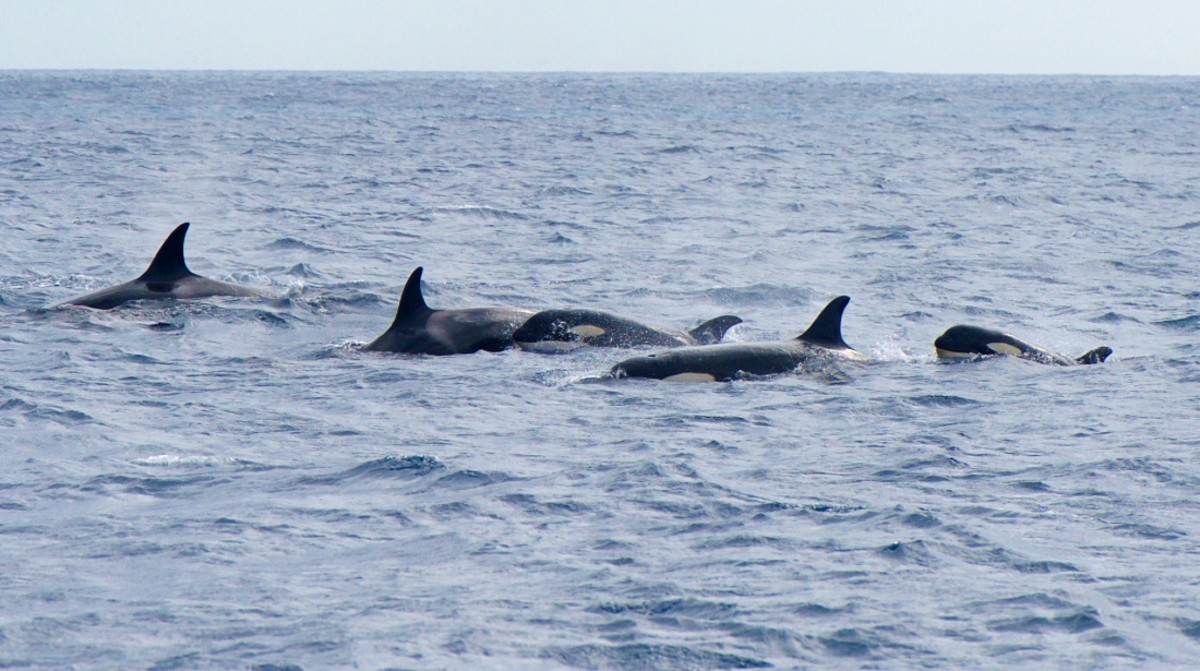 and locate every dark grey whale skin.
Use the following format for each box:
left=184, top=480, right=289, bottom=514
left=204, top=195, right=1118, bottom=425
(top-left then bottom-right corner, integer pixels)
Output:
left=610, top=296, right=866, bottom=382
left=934, top=325, right=1112, bottom=365
left=57, top=222, right=267, bottom=310
left=513, top=308, right=742, bottom=352
left=365, top=266, right=535, bottom=356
